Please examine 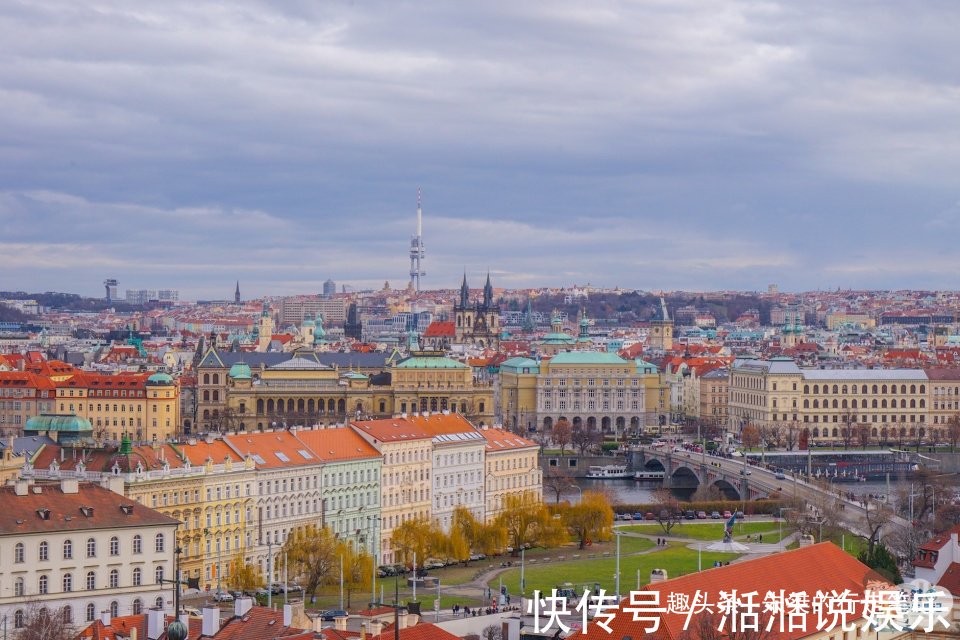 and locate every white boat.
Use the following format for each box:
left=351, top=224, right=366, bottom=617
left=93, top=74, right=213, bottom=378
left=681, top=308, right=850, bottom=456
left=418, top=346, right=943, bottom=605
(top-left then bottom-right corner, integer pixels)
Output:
left=634, top=470, right=665, bottom=480
left=586, top=465, right=631, bottom=479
